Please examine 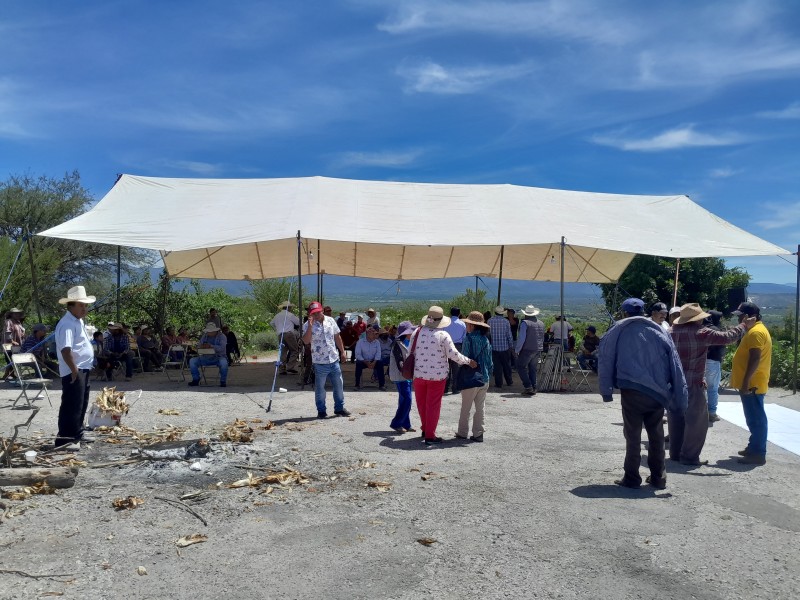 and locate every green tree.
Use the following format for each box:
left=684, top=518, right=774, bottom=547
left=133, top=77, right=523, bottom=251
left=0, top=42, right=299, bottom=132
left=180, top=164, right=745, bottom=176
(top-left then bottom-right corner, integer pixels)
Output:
left=248, top=278, right=305, bottom=321
left=598, top=256, right=751, bottom=314
left=0, top=172, right=149, bottom=317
